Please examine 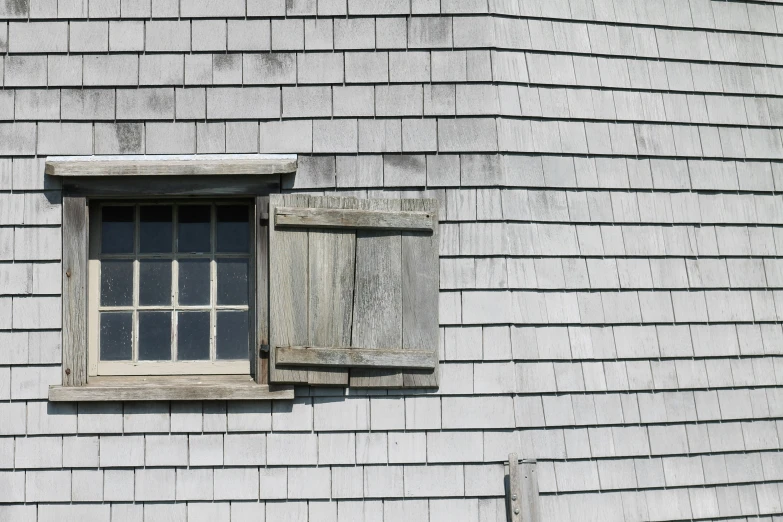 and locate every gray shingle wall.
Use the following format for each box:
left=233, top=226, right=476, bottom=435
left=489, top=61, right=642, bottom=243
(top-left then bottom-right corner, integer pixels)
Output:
left=2, top=0, right=783, bottom=520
